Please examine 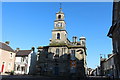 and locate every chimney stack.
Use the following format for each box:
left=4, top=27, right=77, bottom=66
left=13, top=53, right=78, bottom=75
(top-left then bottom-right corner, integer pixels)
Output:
left=80, top=36, right=86, bottom=46
left=16, top=48, right=20, bottom=52
left=5, top=41, right=10, bottom=45
left=74, top=36, right=77, bottom=43
left=31, top=47, right=35, bottom=52
left=72, top=36, right=77, bottom=43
